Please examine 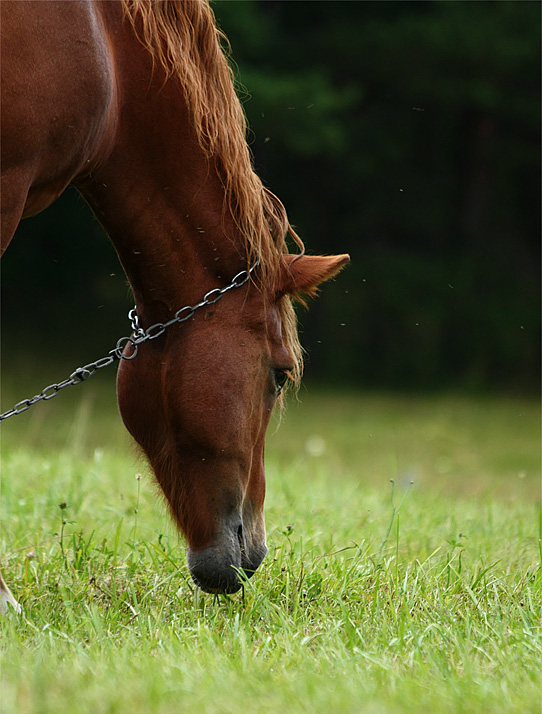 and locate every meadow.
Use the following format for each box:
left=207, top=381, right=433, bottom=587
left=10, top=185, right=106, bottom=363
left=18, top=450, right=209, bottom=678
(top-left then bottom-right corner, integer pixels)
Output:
left=0, top=372, right=540, bottom=714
